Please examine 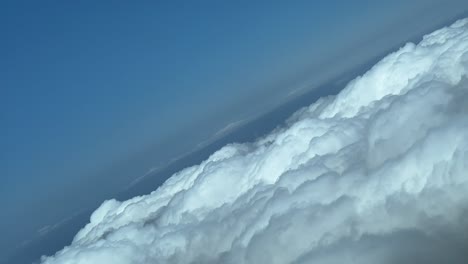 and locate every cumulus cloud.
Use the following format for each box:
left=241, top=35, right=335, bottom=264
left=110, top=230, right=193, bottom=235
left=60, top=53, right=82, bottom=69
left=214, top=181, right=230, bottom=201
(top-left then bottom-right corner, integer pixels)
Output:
left=41, top=18, right=468, bottom=264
